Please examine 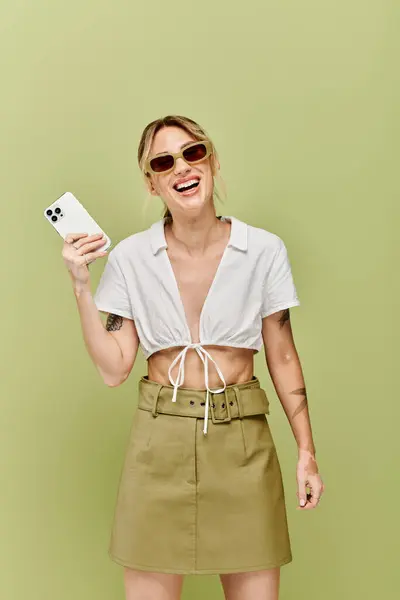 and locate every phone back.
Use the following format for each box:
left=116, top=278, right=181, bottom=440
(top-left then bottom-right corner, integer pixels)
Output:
left=44, top=192, right=112, bottom=251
